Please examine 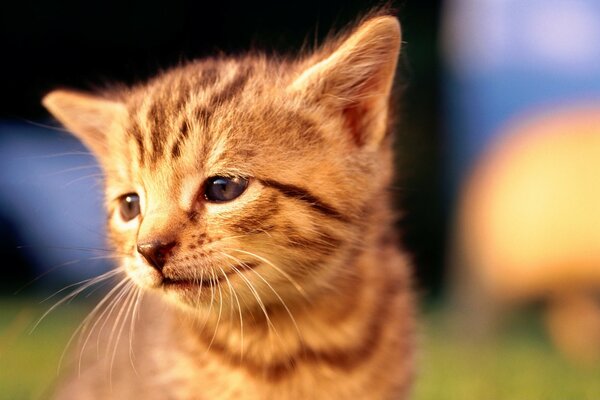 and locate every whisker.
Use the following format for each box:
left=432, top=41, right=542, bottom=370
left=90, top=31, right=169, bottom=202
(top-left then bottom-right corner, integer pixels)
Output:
left=109, top=283, right=137, bottom=384
left=218, top=252, right=279, bottom=344
left=224, top=247, right=308, bottom=301
left=84, top=276, right=115, bottom=298
left=196, top=267, right=205, bottom=309
left=56, top=274, right=128, bottom=374
left=42, top=164, right=101, bottom=178
left=196, top=268, right=216, bottom=334
left=75, top=277, right=131, bottom=375
left=238, top=258, right=300, bottom=339
left=16, top=150, right=94, bottom=160
left=99, top=282, right=134, bottom=358
left=16, top=244, right=129, bottom=257
left=22, top=118, right=72, bottom=133
left=128, top=288, right=143, bottom=376
left=63, top=173, right=105, bottom=188
left=217, top=266, right=244, bottom=359
left=213, top=233, right=259, bottom=242
left=17, top=258, right=95, bottom=295
left=107, top=282, right=135, bottom=356
left=31, top=269, right=122, bottom=333
left=205, top=269, right=224, bottom=355
left=39, top=269, right=119, bottom=304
